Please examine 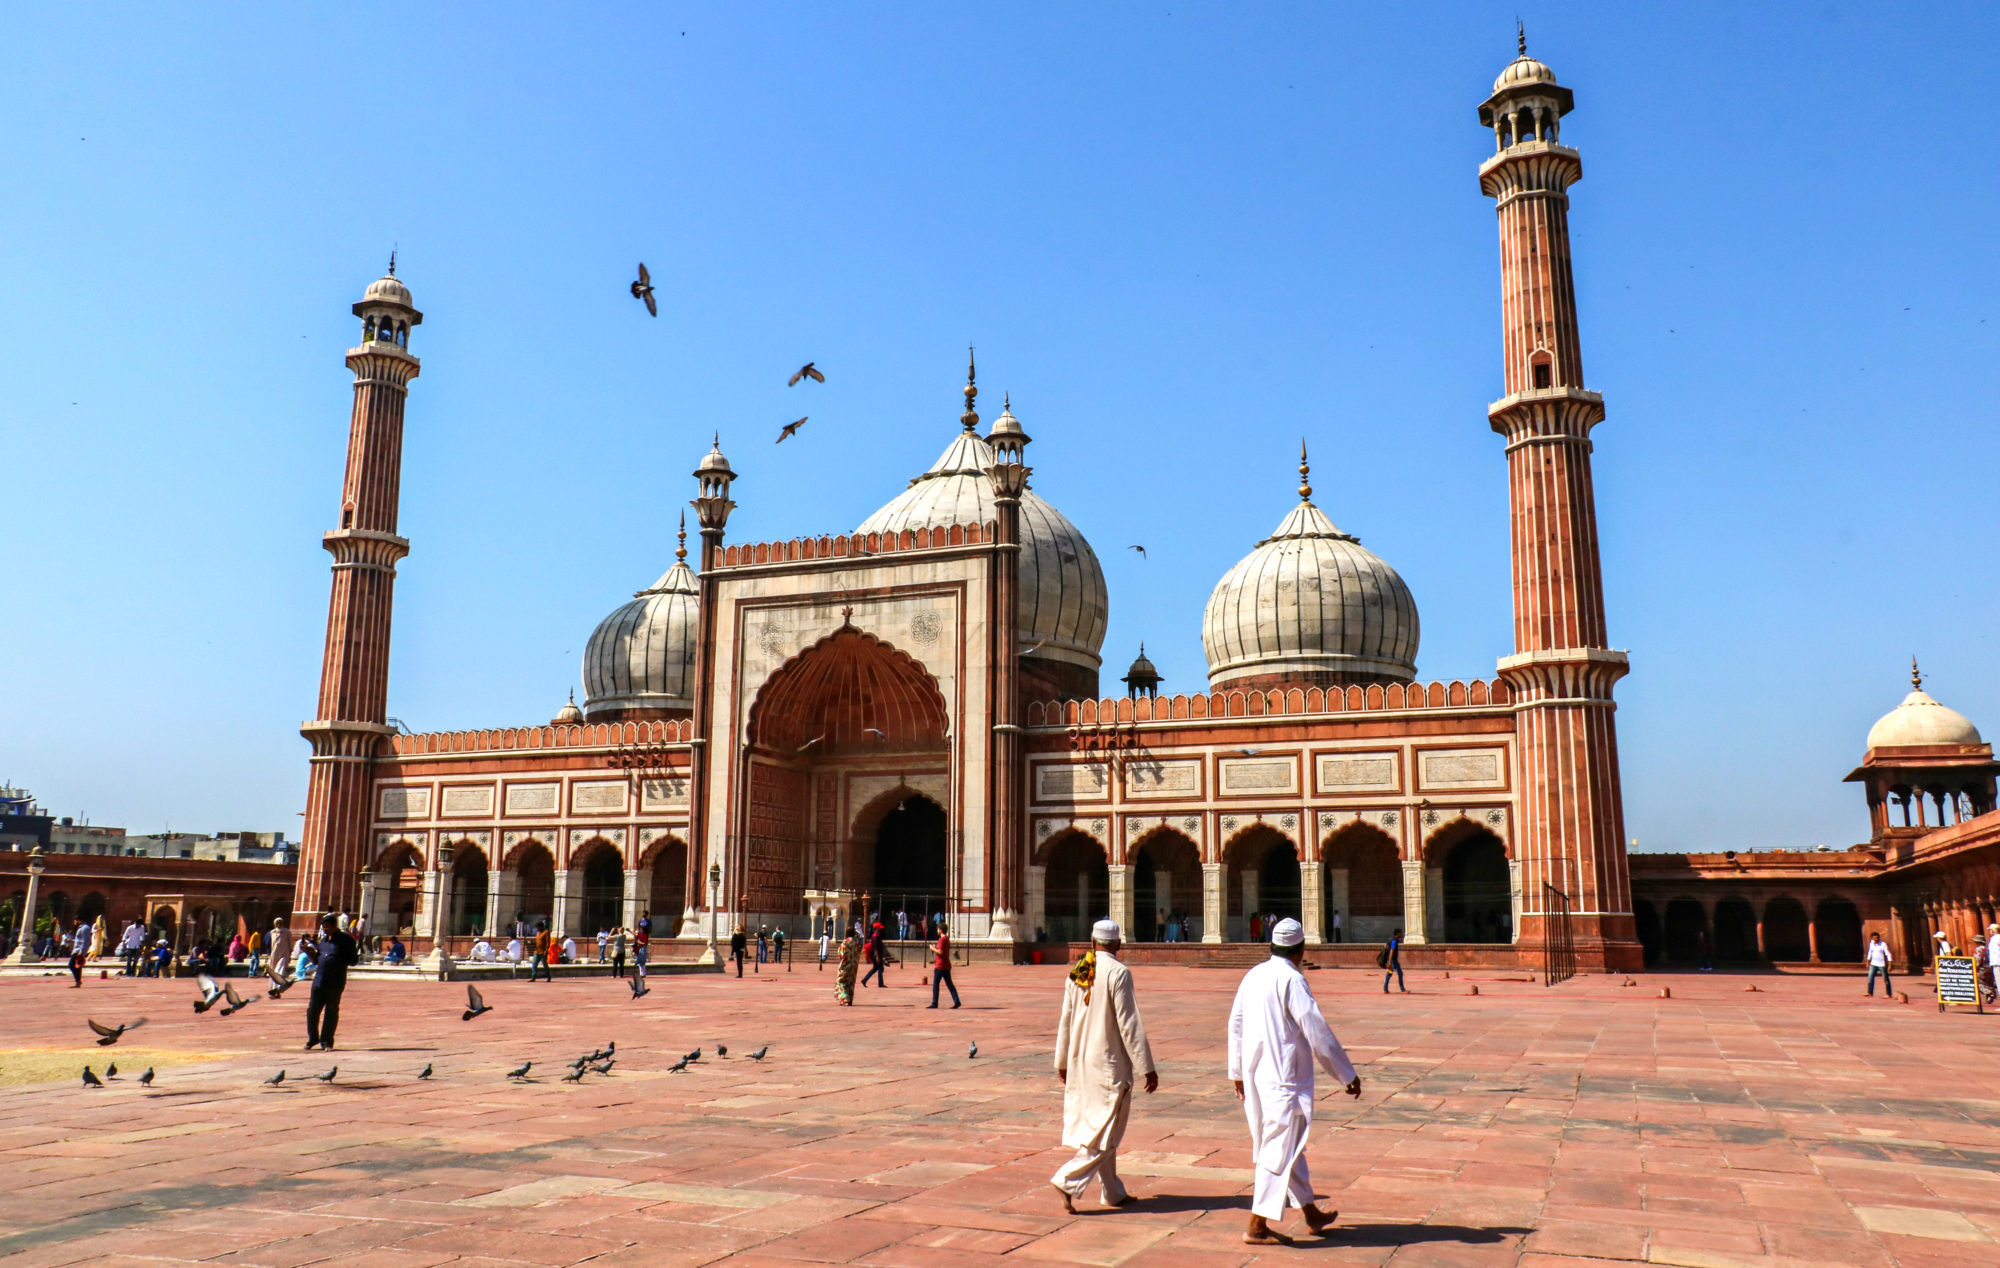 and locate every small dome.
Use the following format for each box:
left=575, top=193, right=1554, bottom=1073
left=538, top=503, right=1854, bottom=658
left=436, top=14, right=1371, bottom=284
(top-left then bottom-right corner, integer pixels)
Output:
left=362, top=272, right=414, bottom=309
left=695, top=438, right=735, bottom=479
left=1125, top=644, right=1159, bottom=680
left=554, top=691, right=584, bottom=725
left=1493, top=54, right=1558, bottom=92
left=857, top=420, right=1106, bottom=673
left=582, top=534, right=698, bottom=719
left=1867, top=684, right=1982, bottom=750
left=989, top=397, right=1028, bottom=443
left=1202, top=494, right=1419, bottom=688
